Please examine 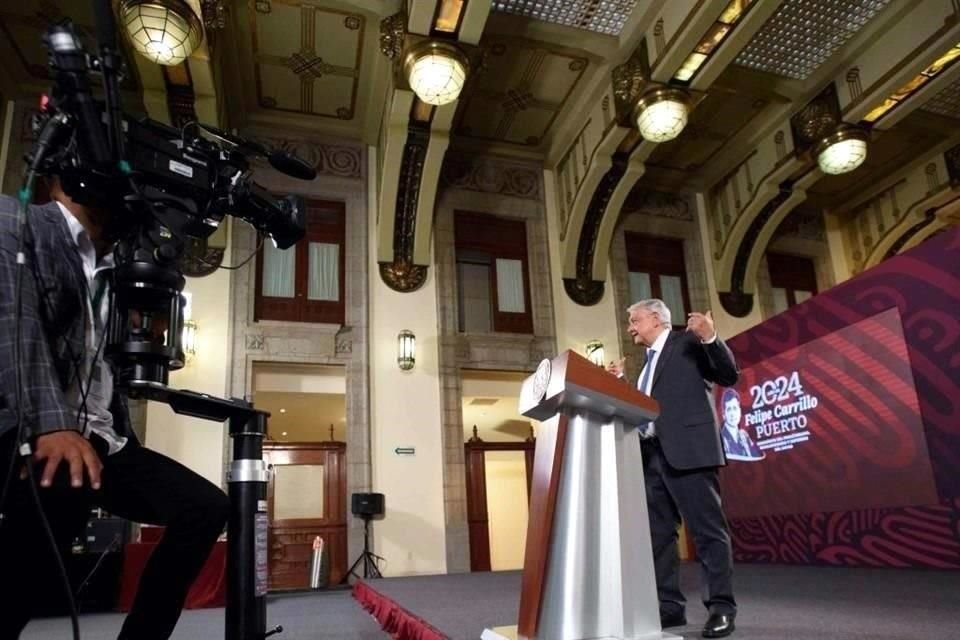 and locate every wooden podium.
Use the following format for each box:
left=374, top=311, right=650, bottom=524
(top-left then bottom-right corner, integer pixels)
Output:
left=483, top=351, right=681, bottom=640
